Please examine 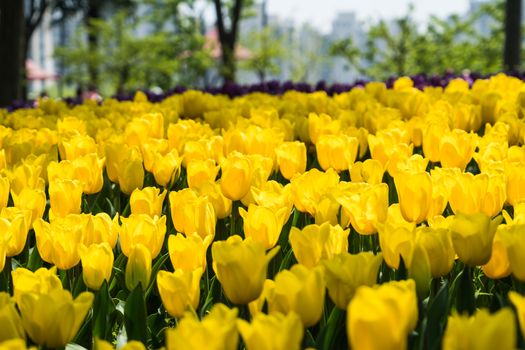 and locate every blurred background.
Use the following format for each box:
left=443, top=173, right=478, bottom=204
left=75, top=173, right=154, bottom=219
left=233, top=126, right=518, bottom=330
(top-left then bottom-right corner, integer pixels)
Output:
left=0, top=0, right=521, bottom=103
